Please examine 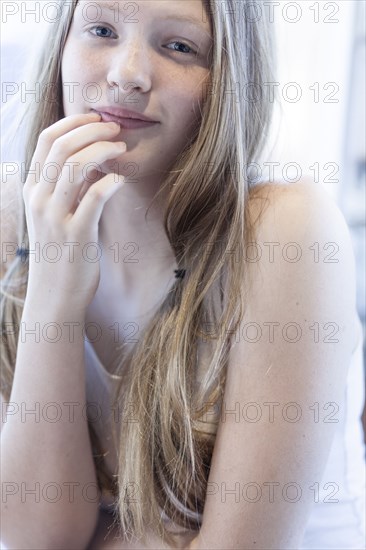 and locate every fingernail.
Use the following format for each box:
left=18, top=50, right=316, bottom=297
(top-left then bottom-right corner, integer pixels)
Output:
left=106, top=121, right=120, bottom=128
